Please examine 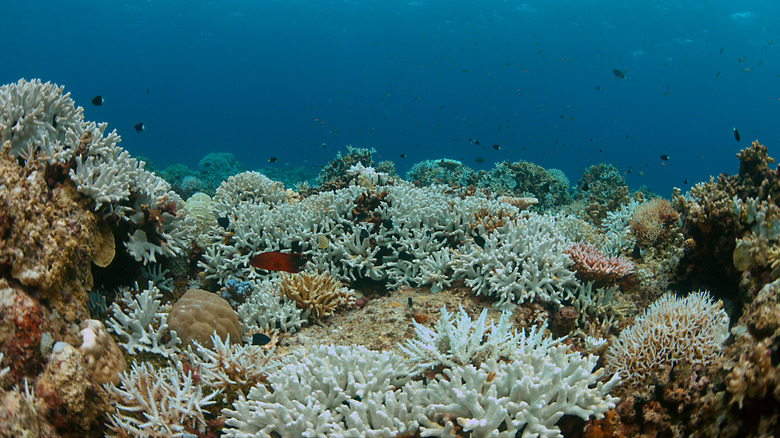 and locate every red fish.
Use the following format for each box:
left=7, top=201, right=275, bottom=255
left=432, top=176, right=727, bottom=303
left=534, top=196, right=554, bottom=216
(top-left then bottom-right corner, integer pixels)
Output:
left=249, top=251, right=307, bottom=273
